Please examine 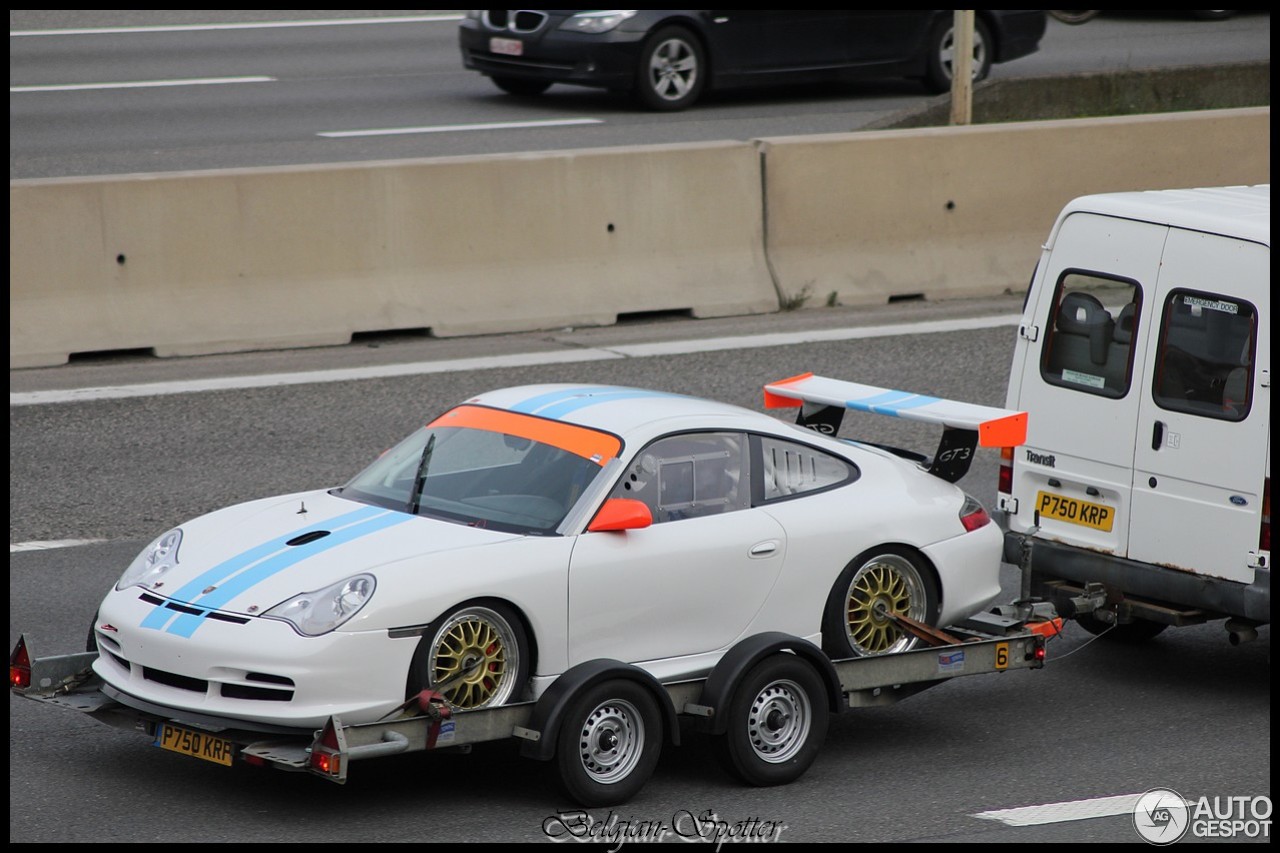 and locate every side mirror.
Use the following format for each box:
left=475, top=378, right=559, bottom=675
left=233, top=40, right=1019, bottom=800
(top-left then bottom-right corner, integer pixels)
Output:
left=587, top=498, right=653, bottom=532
